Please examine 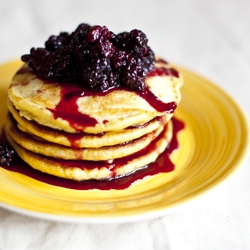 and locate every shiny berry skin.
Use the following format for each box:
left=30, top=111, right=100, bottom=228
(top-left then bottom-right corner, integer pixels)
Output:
left=0, top=143, right=15, bottom=166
